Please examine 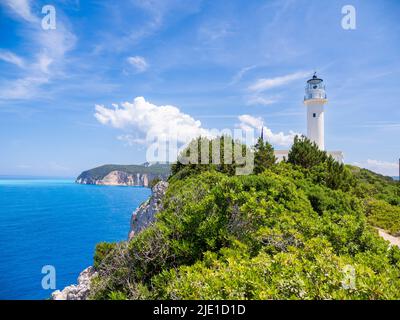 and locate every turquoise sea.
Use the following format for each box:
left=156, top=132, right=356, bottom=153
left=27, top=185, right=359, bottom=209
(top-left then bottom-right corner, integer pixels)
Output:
left=0, top=179, right=151, bottom=300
